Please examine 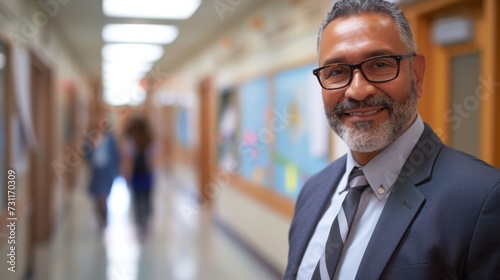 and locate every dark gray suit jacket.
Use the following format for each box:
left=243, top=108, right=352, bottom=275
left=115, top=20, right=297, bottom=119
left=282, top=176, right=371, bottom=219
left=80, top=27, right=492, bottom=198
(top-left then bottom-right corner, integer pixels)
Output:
left=285, top=125, right=500, bottom=280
